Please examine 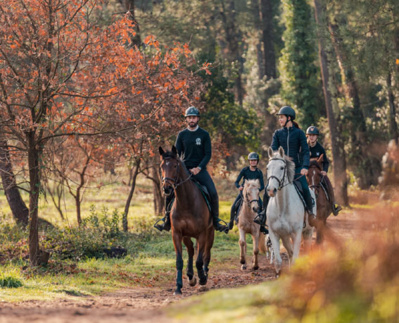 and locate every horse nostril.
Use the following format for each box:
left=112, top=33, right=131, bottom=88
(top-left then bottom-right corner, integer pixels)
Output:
left=273, top=188, right=277, bottom=195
